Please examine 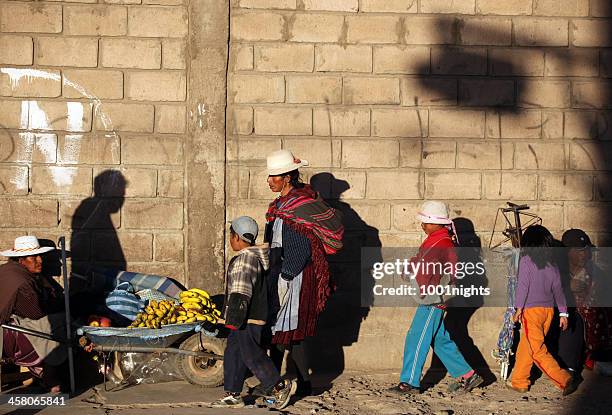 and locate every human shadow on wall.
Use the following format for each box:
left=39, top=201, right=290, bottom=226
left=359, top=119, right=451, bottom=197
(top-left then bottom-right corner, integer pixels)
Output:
left=307, top=172, right=381, bottom=391
left=69, top=170, right=126, bottom=316
left=421, top=218, right=496, bottom=389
